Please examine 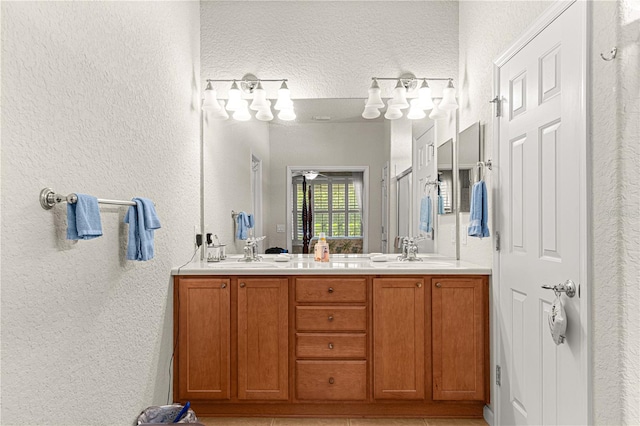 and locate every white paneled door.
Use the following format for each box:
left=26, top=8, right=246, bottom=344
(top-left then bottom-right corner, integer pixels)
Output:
left=495, top=1, right=588, bottom=425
